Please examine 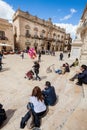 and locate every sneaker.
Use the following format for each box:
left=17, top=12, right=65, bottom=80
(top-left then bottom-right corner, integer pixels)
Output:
left=76, top=82, right=82, bottom=86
